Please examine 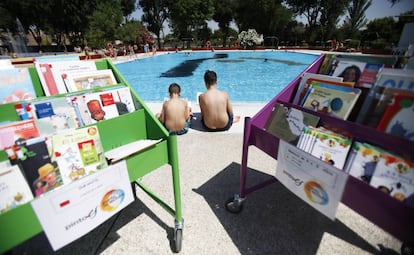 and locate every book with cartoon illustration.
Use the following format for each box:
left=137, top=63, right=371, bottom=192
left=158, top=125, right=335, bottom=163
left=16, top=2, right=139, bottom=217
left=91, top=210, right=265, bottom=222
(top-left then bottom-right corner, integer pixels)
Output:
left=51, top=126, right=107, bottom=185
left=0, top=119, right=40, bottom=149
left=0, top=67, right=37, bottom=104
left=0, top=165, right=34, bottom=214
left=265, top=103, right=320, bottom=145
left=369, top=153, right=414, bottom=207
left=64, top=69, right=117, bottom=92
